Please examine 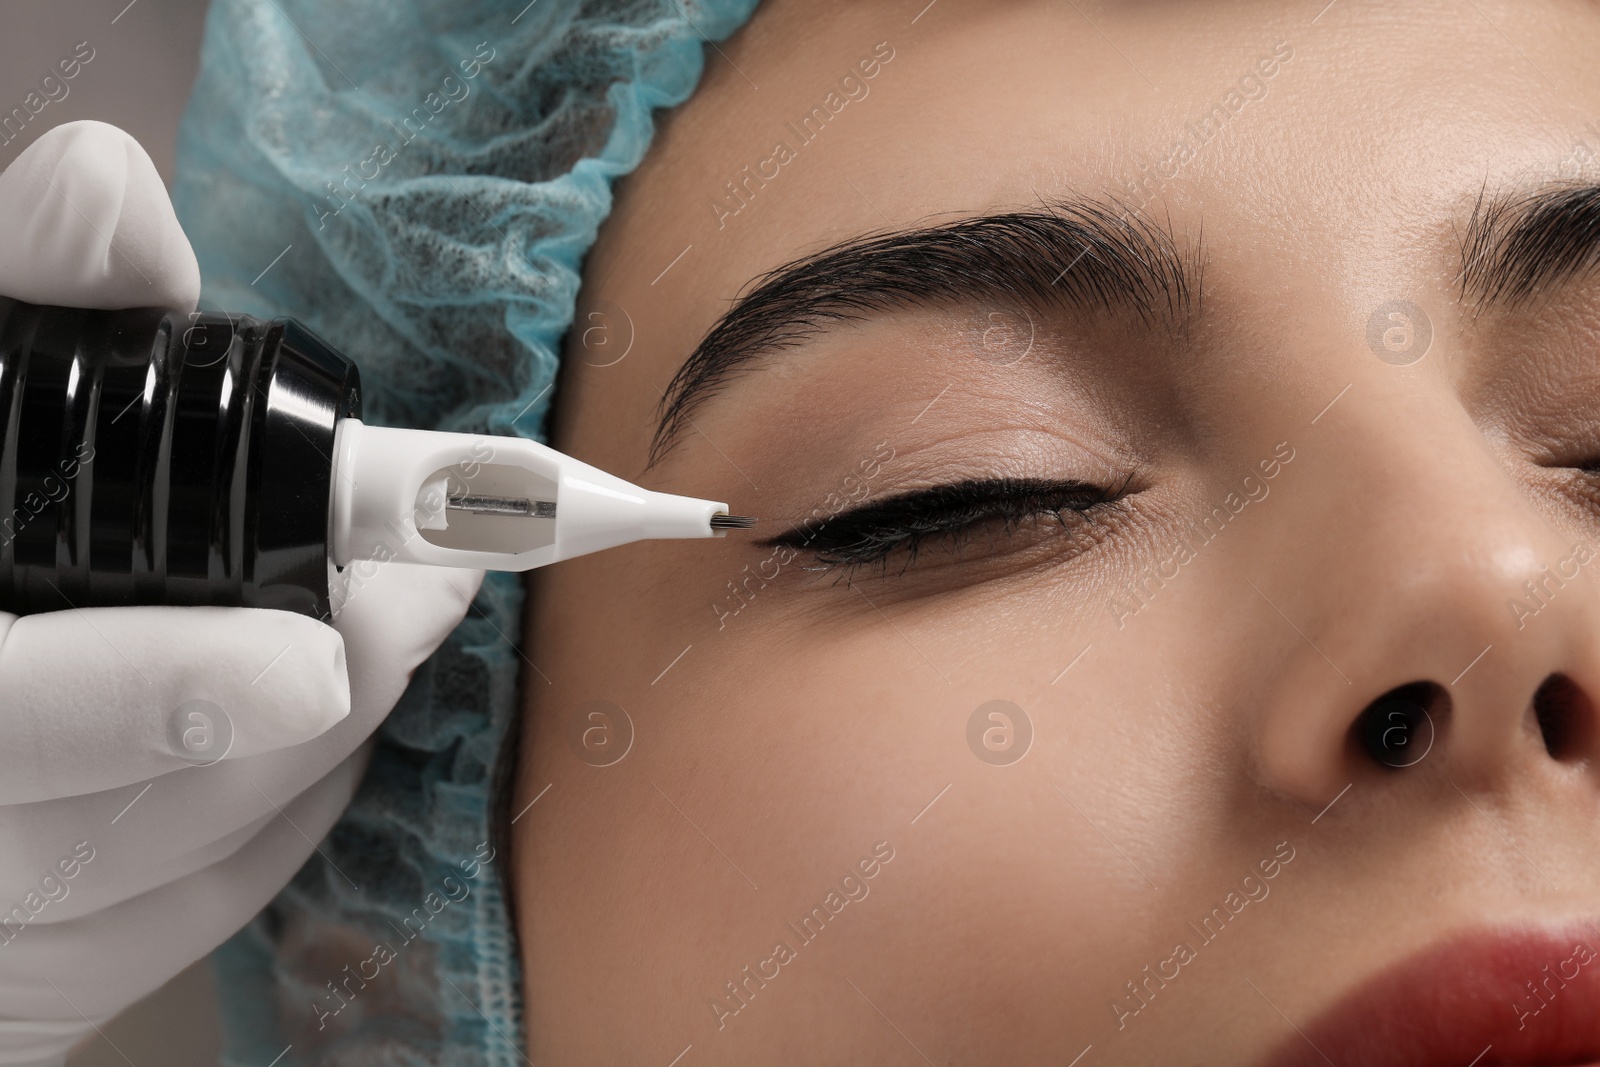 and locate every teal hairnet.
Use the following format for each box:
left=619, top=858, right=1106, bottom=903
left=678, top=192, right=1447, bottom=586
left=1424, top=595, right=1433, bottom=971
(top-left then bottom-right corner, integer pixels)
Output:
left=172, top=0, right=760, bottom=1061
